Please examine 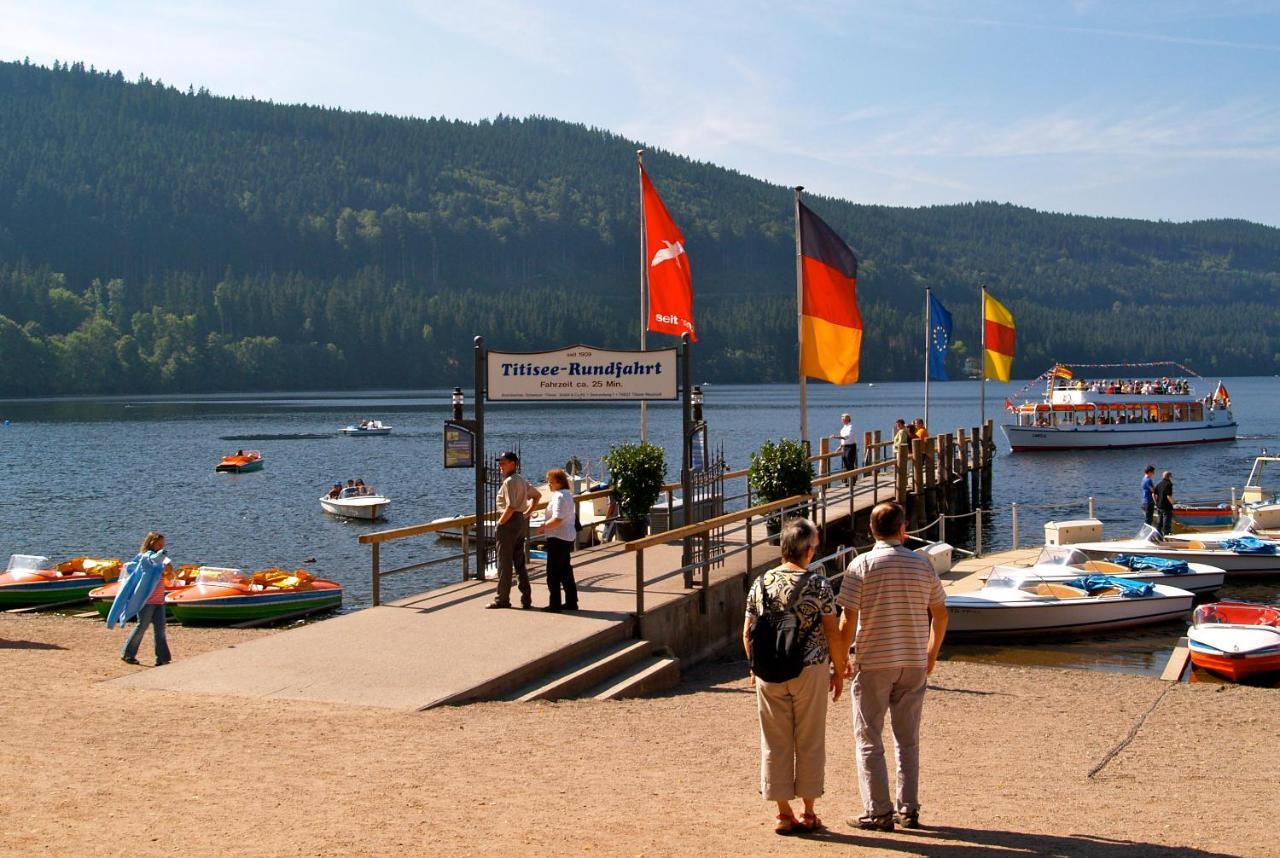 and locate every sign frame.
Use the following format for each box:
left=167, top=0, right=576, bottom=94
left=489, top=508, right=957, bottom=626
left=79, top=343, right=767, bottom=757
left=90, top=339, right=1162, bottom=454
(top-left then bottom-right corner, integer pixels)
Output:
left=485, top=343, right=679, bottom=402
left=443, top=420, right=477, bottom=469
